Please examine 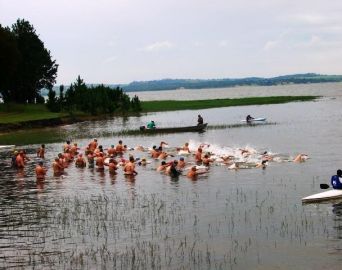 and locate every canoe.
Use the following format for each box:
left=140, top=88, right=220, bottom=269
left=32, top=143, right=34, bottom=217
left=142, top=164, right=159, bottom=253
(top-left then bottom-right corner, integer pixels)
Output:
left=302, top=189, right=342, bottom=203
left=140, top=123, right=208, bottom=134
left=241, top=118, right=266, bottom=122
